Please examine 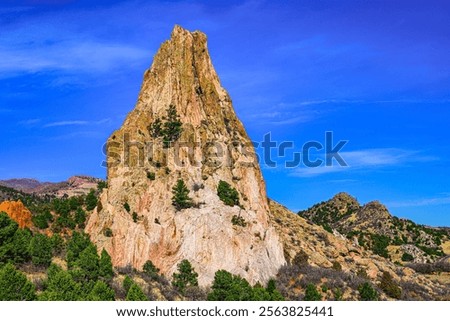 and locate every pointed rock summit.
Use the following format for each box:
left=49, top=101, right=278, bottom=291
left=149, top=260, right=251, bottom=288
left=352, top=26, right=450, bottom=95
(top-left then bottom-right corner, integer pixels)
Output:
left=86, top=25, right=285, bottom=285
